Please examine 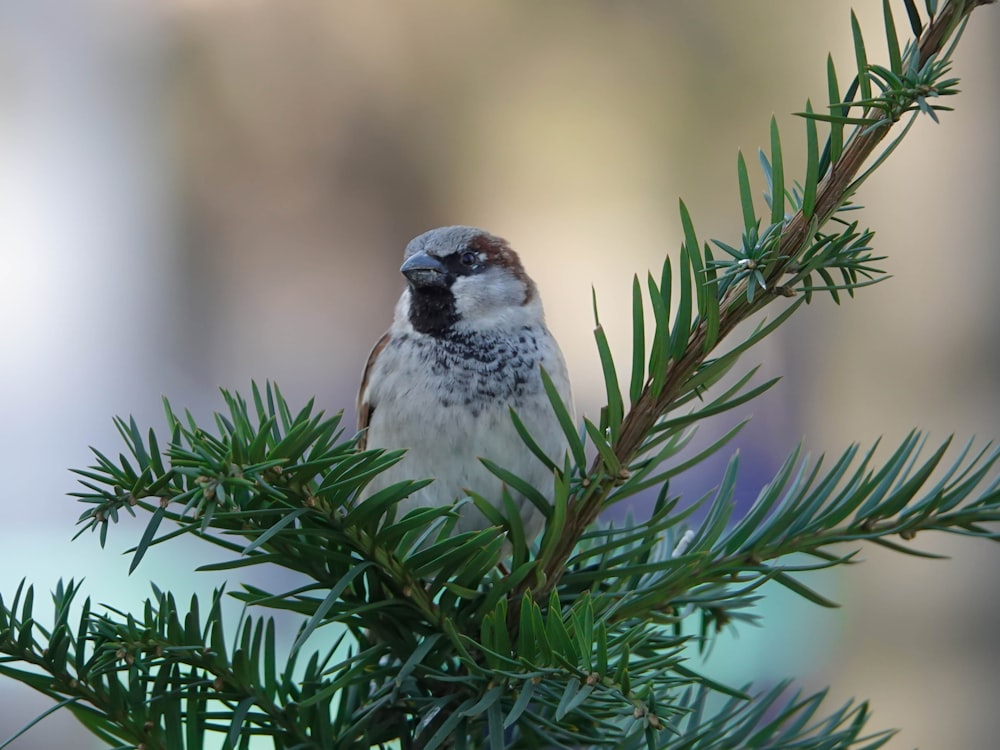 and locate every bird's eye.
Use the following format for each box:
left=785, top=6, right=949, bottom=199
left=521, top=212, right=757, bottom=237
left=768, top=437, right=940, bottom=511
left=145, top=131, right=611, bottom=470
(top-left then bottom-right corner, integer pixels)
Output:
left=460, top=251, right=478, bottom=267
